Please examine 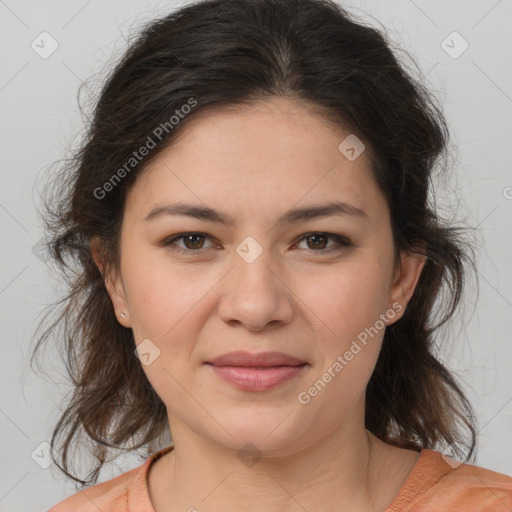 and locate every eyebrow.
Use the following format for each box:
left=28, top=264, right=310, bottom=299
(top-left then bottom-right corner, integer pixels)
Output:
left=144, top=201, right=368, bottom=226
